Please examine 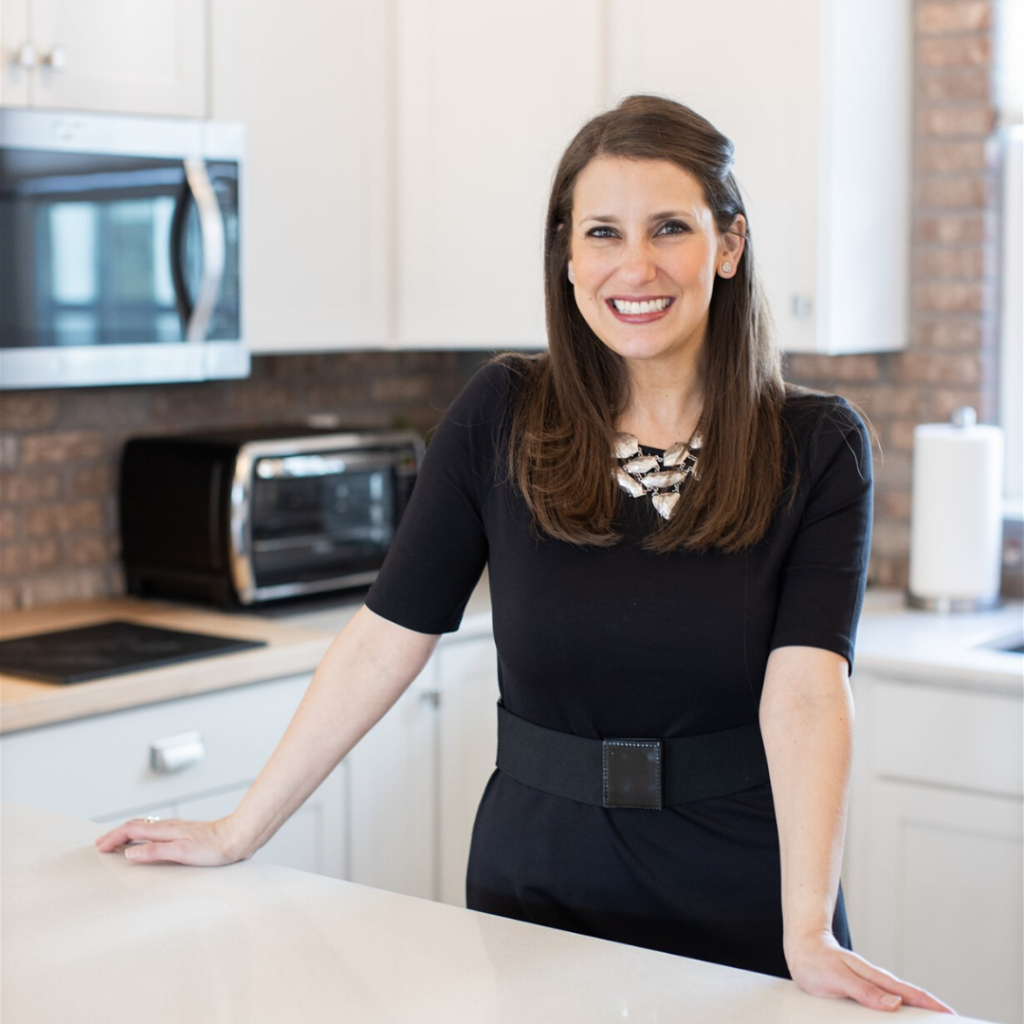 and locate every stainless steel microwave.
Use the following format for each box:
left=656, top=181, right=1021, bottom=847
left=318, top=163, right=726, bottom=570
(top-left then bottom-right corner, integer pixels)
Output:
left=0, top=109, right=247, bottom=389
left=120, top=427, right=424, bottom=607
